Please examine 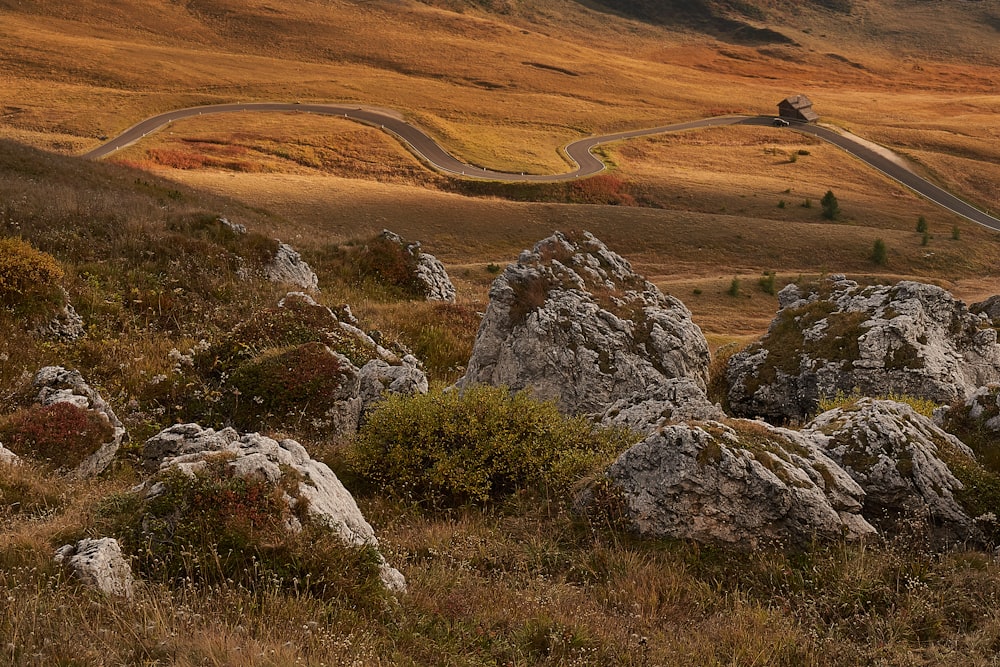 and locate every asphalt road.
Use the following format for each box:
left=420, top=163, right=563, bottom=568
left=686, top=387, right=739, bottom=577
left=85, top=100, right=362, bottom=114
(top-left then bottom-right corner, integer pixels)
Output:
left=82, top=102, right=1000, bottom=231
